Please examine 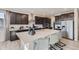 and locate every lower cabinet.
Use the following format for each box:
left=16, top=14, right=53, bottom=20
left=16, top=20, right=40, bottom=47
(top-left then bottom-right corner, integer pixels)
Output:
left=33, top=40, right=39, bottom=50
left=10, top=31, right=19, bottom=41
left=38, top=39, right=49, bottom=50
left=33, top=38, right=49, bottom=50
